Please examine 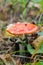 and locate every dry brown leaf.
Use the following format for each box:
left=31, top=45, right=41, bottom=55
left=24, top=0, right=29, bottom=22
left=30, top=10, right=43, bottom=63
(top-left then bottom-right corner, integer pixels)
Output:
left=32, top=36, right=43, bottom=48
